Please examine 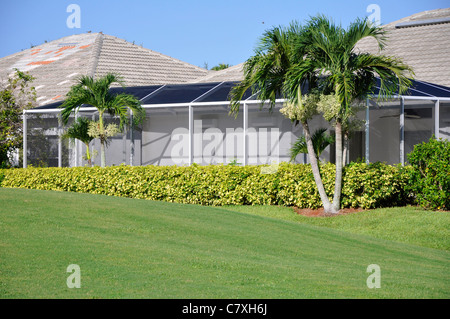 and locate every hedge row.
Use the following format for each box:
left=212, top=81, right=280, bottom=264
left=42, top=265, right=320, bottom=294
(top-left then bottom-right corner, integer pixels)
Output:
left=0, top=162, right=412, bottom=209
